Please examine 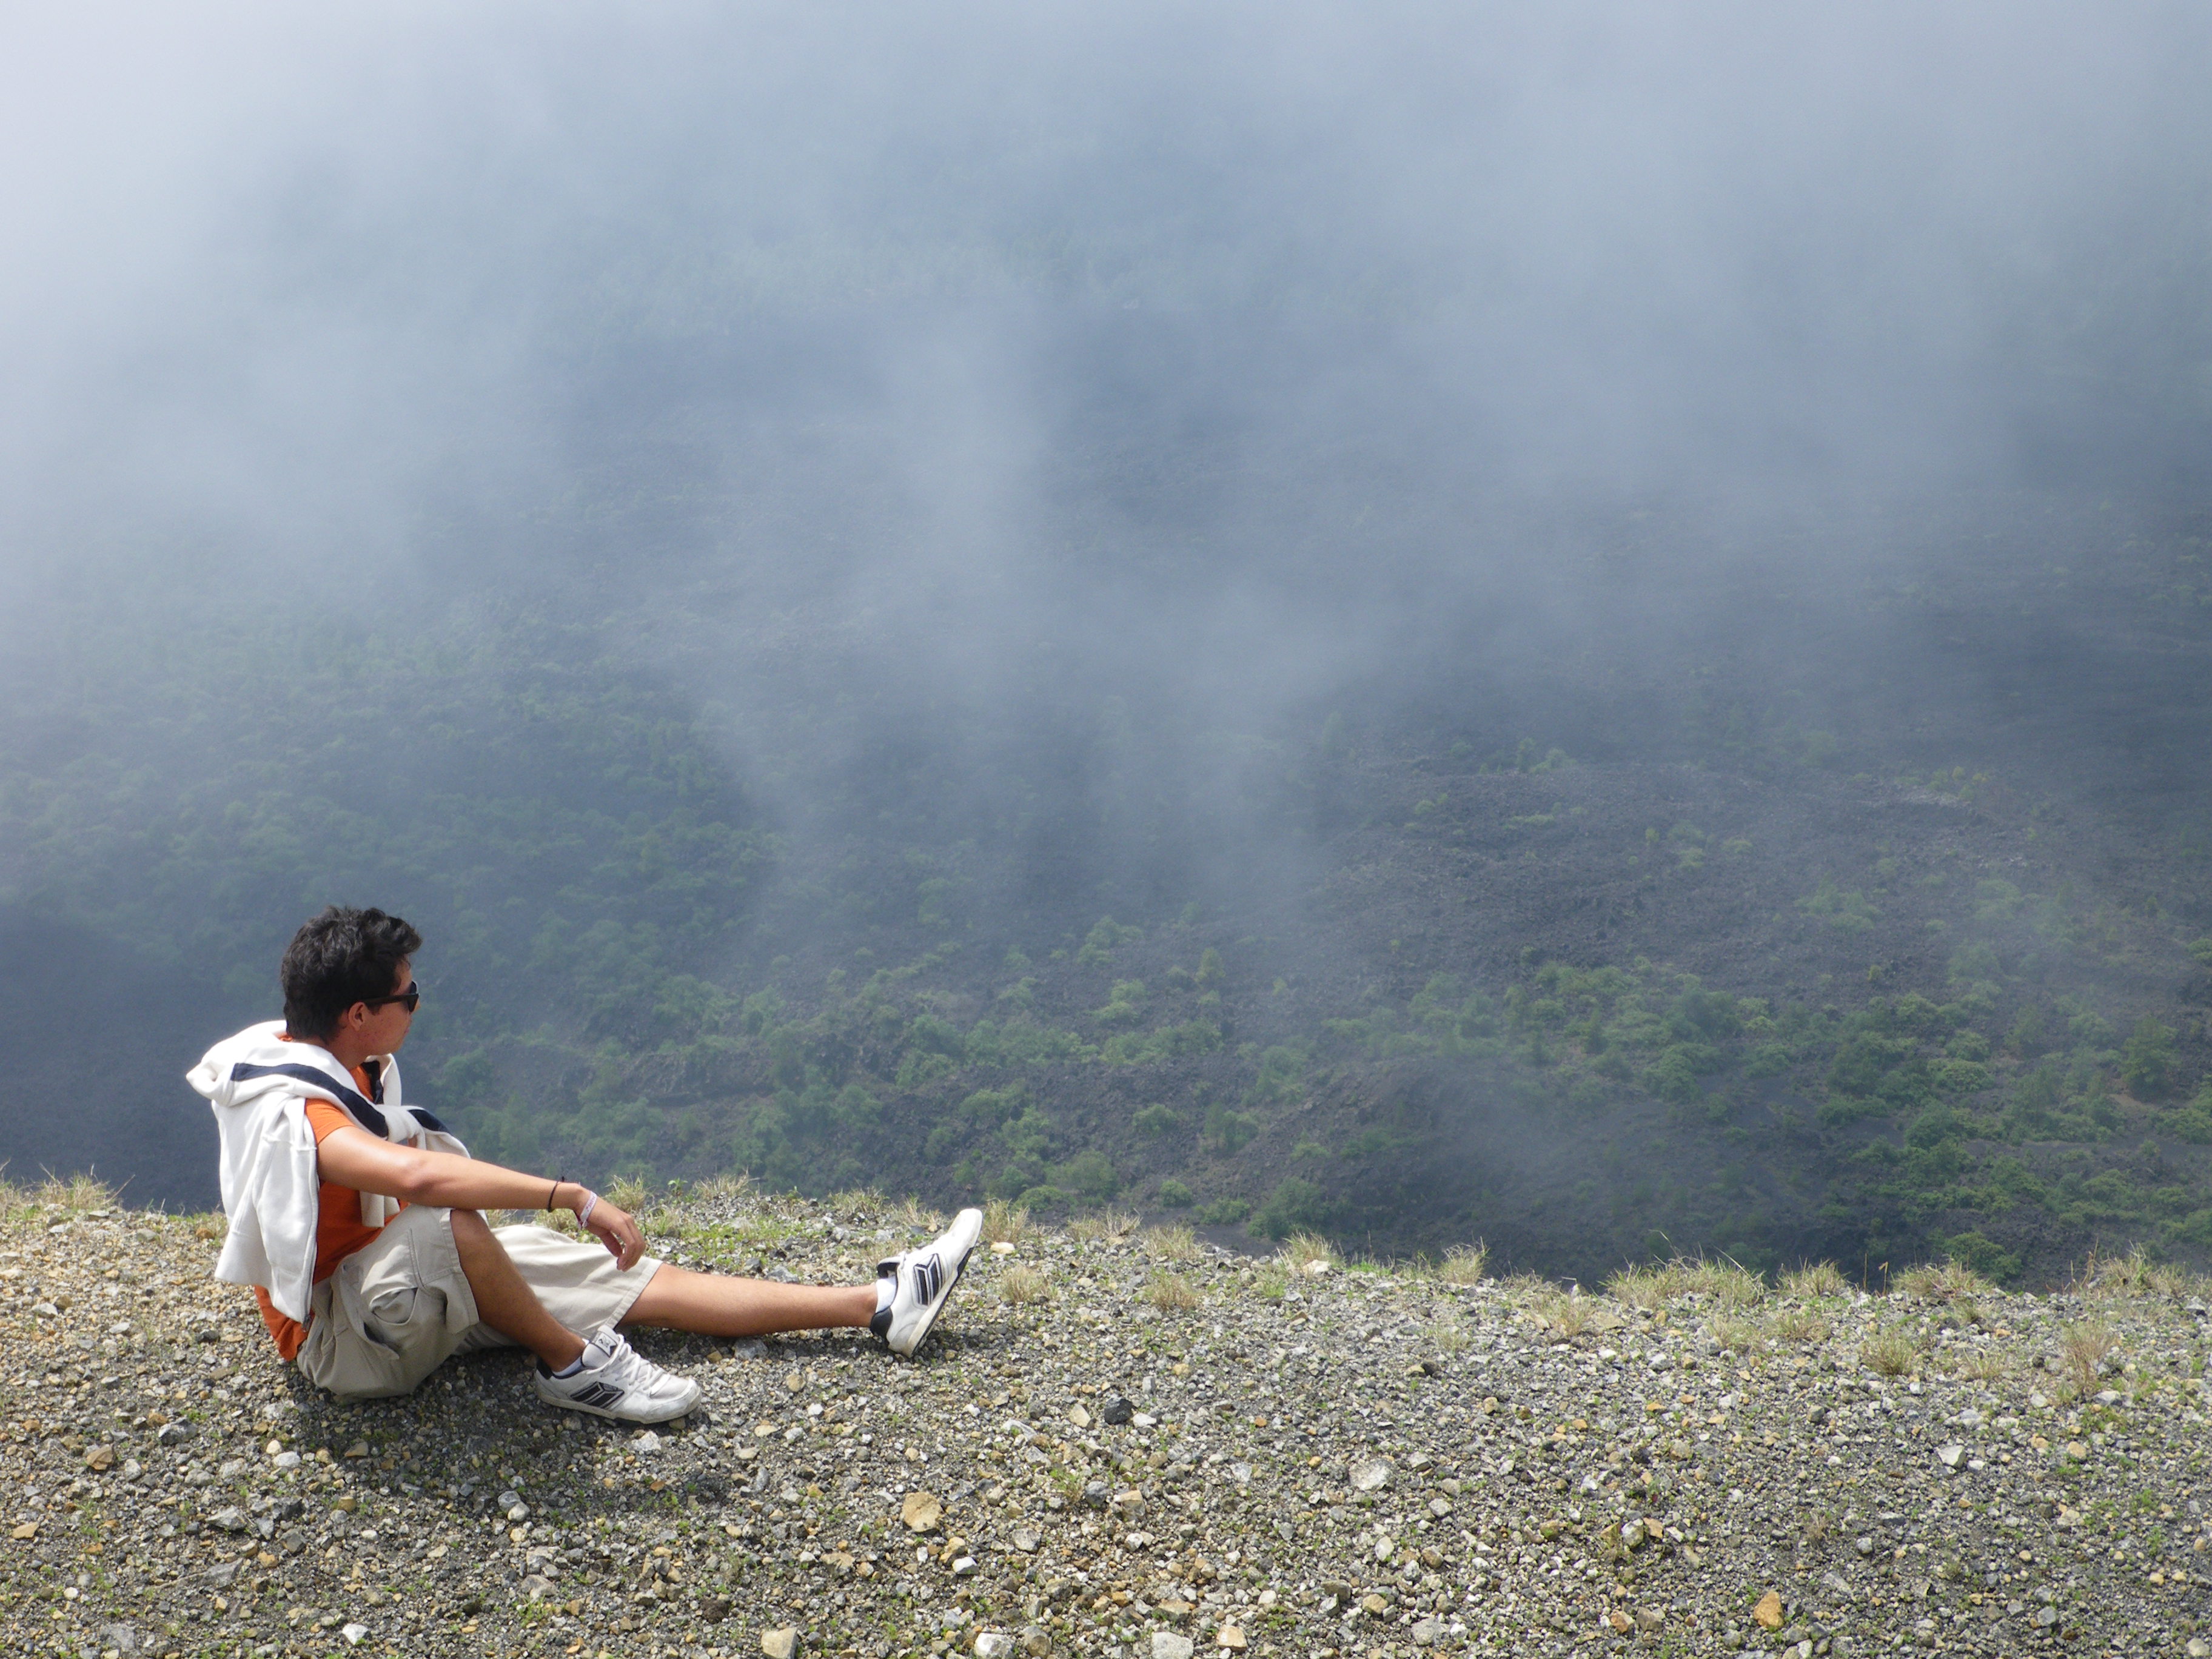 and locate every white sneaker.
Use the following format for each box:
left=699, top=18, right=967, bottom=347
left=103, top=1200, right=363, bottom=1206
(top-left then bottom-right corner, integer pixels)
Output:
left=873, top=1207, right=984, bottom=1357
left=534, top=1326, right=703, bottom=1423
